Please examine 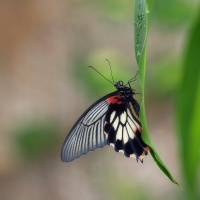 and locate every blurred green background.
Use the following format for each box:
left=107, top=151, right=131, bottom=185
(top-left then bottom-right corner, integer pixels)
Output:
left=0, top=0, right=199, bottom=199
